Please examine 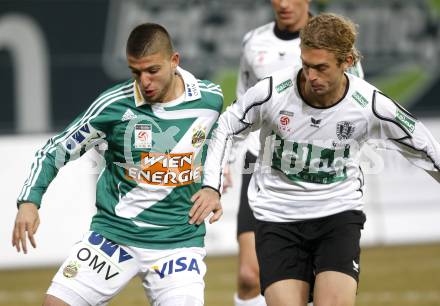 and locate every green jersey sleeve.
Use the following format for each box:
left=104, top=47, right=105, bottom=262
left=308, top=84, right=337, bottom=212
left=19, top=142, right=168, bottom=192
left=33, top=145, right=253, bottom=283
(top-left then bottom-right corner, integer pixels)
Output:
left=16, top=87, right=124, bottom=207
